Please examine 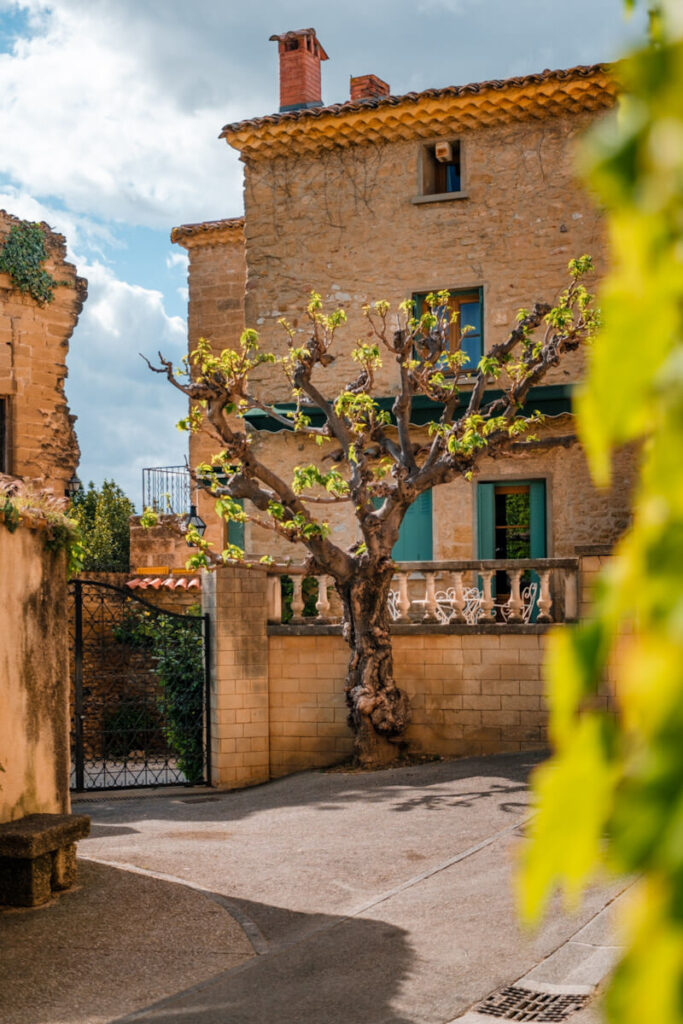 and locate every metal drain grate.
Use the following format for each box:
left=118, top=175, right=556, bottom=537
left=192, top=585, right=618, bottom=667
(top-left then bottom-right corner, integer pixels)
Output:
left=477, top=986, right=589, bottom=1021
